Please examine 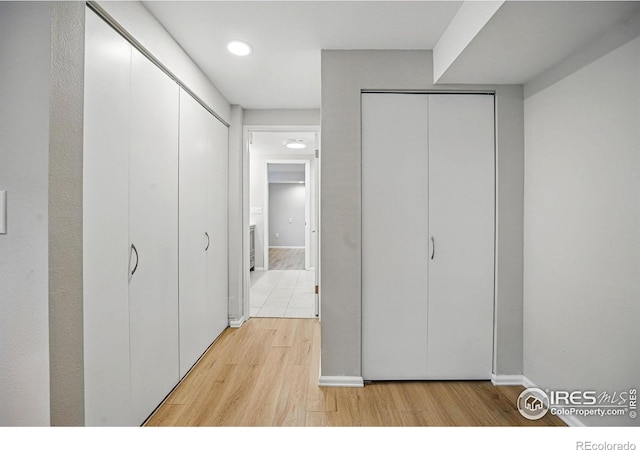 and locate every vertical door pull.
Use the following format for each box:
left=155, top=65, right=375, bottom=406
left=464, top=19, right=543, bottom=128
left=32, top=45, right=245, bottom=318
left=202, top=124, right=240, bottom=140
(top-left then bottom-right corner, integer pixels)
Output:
left=430, top=236, right=435, bottom=260
left=205, top=232, right=210, bottom=251
left=131, top=243, right=139, bottom=276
